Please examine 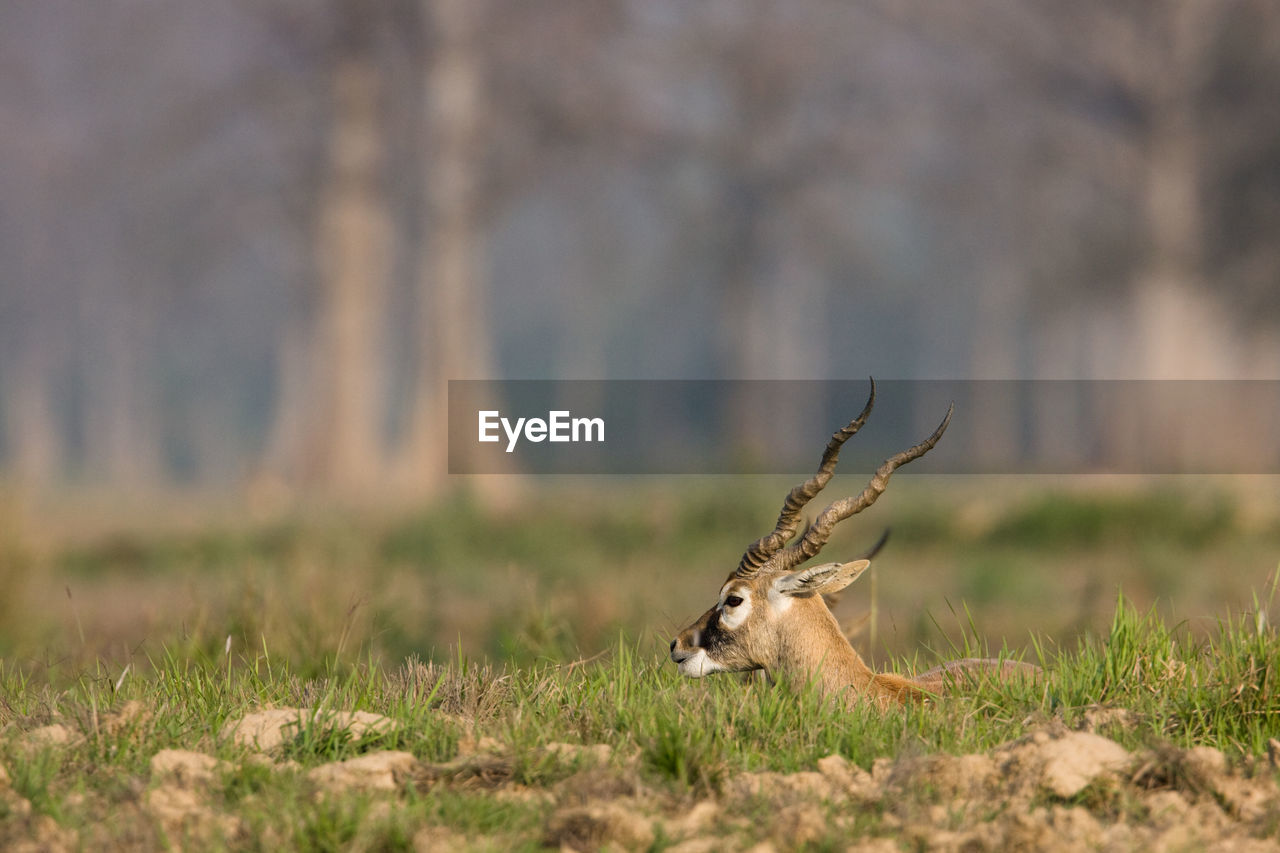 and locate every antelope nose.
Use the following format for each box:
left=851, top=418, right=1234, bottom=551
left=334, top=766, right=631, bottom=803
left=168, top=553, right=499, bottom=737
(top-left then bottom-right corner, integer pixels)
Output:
left=669, top=638, right=677, bottom=653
